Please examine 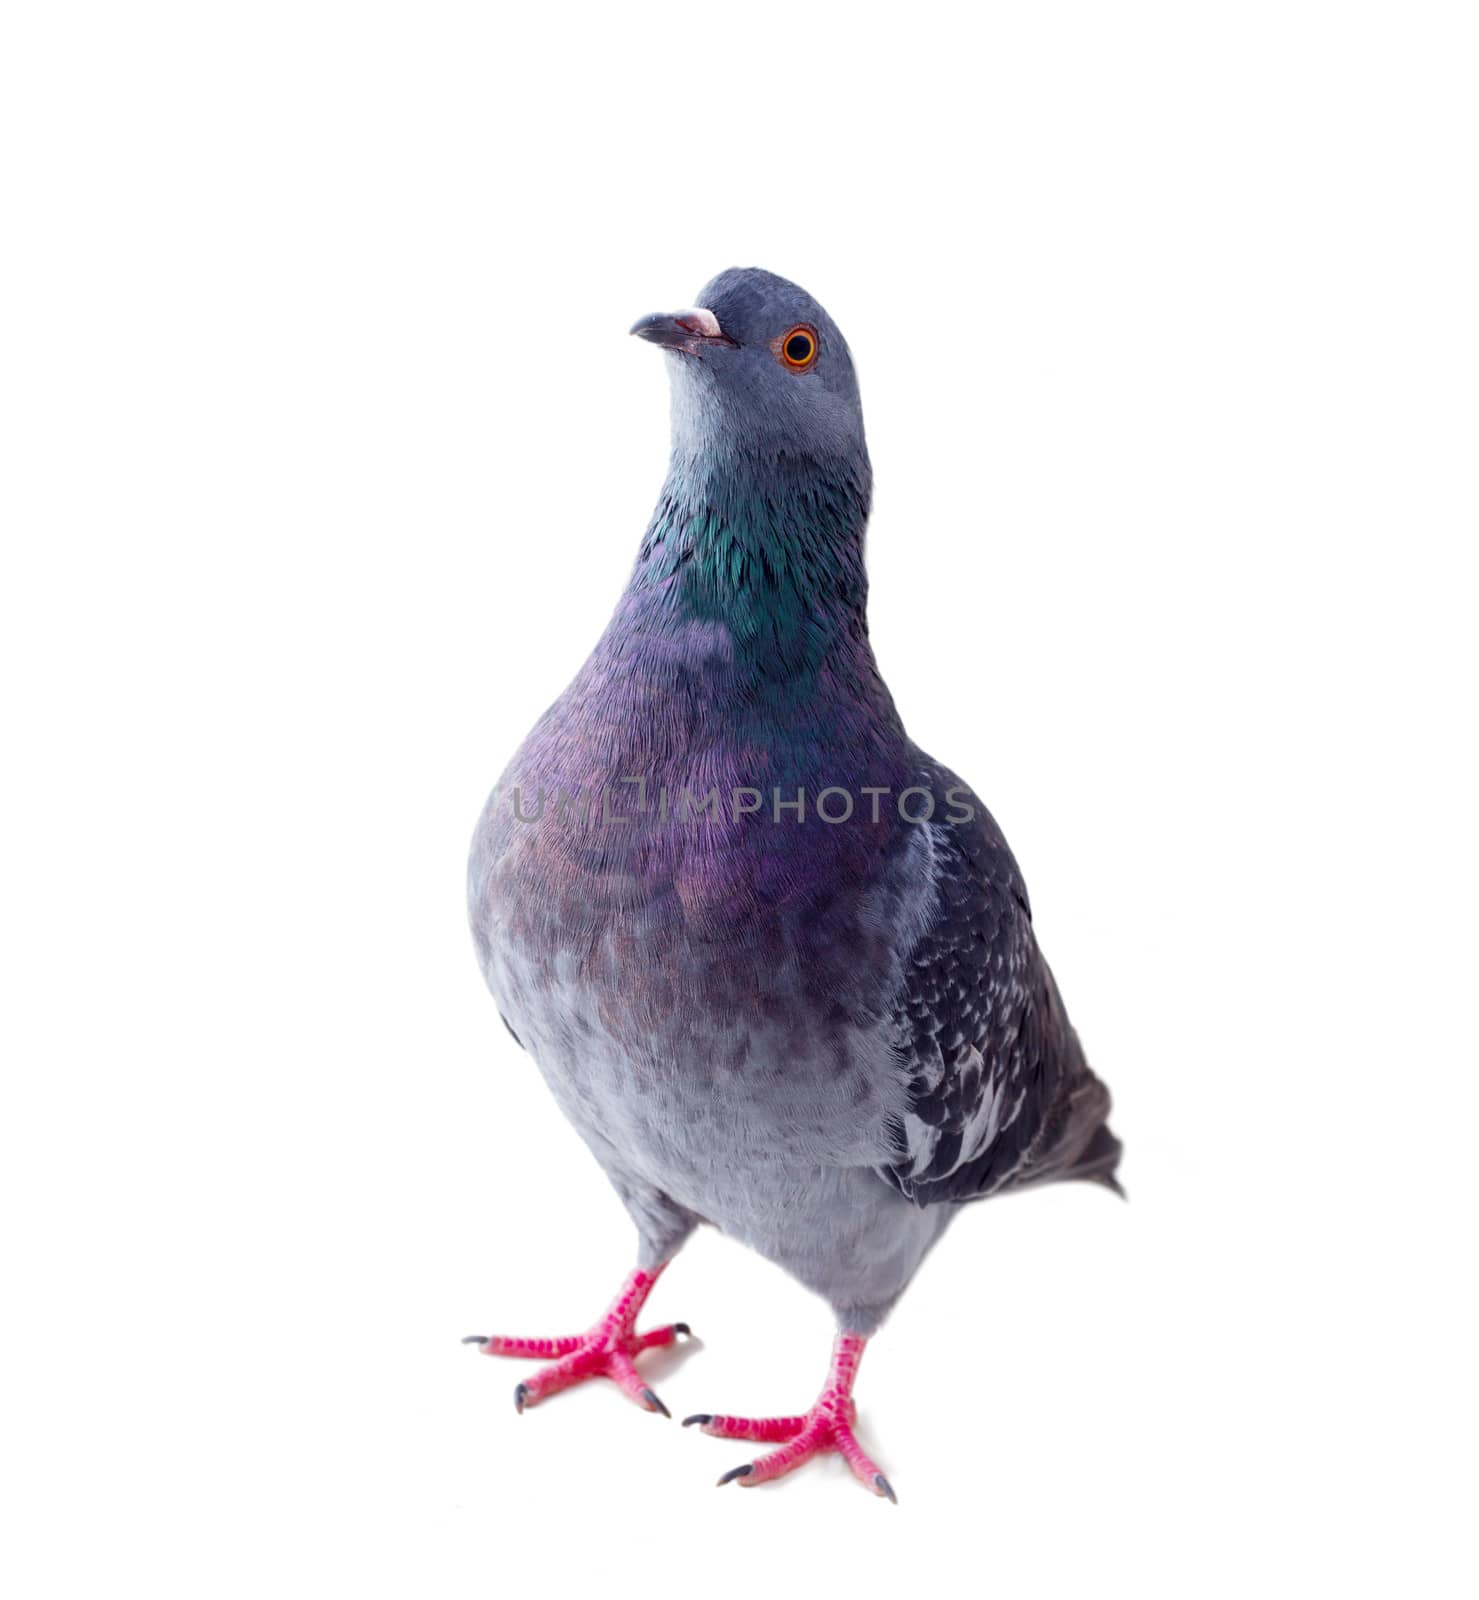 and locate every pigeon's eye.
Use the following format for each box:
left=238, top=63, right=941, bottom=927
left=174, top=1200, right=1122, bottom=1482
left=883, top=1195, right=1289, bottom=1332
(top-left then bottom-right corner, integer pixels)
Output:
left=779, top=326, right=818, bottom=370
